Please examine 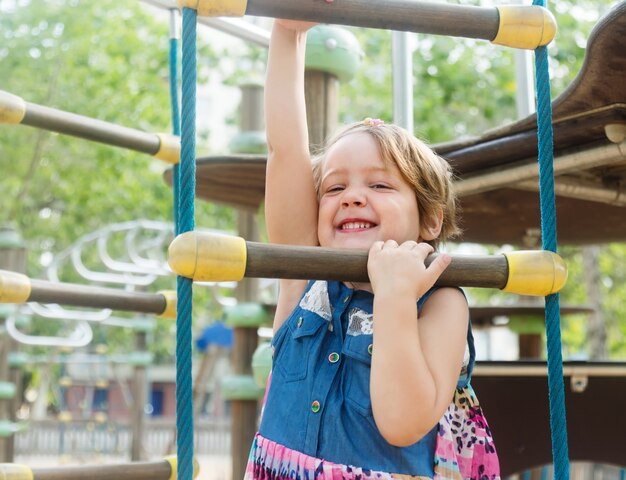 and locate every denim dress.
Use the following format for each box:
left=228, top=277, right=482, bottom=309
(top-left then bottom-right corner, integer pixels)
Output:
left=245, top=281, right=500, bottom=480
